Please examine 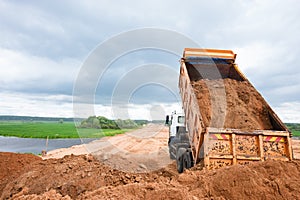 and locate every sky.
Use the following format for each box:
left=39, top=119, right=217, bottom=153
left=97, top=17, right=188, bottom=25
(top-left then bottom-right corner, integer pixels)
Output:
left=0, top=0, right=300, bottom=122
